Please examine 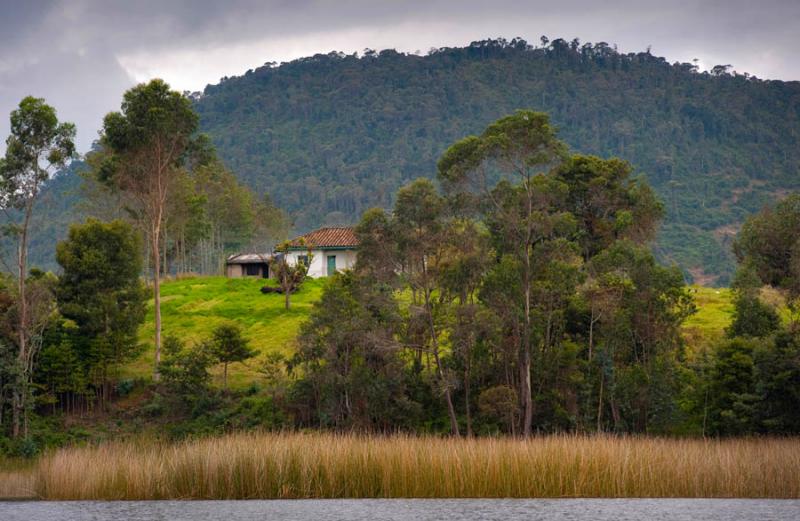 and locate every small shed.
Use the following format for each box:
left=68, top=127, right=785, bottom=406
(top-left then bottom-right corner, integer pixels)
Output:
left=225, top=253, right=275, bottom=278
